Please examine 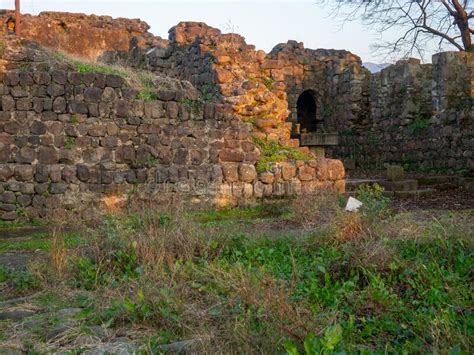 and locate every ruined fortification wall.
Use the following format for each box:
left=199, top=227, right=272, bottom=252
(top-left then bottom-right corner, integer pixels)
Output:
left=146, top=23, right=365, bottom=145
left=1, top=11, right=472, bottom=174
left=0, top=40, right=344, bottom=221
left=333, top=53, right=474, bottom=172
left=267, top=41, right=365, bottom=133
left=0, top=10, right=163, bottom=60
